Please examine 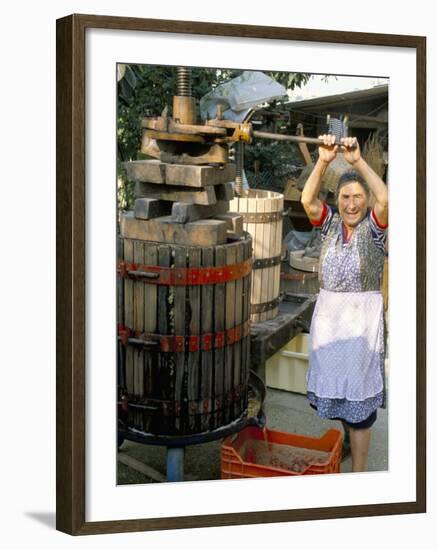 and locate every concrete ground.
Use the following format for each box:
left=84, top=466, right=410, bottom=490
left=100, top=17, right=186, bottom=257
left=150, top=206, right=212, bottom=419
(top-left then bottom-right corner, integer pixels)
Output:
left=117, top=387, right=388, bottom=484
left=263, top=388, right=388, bottom=474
